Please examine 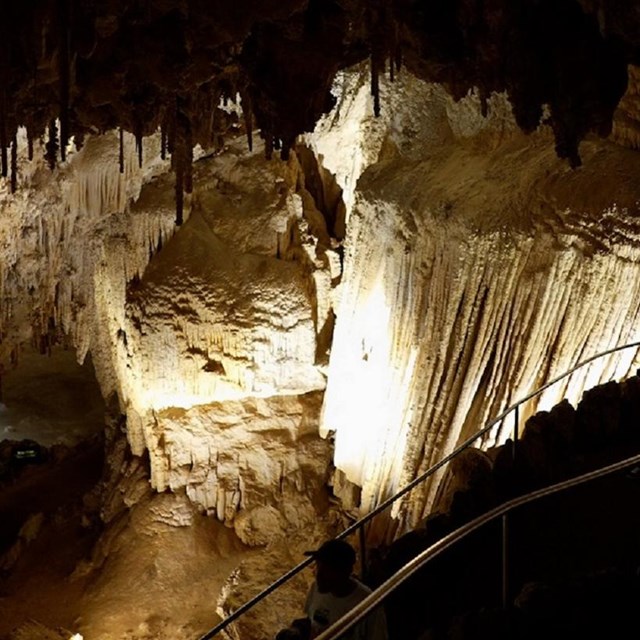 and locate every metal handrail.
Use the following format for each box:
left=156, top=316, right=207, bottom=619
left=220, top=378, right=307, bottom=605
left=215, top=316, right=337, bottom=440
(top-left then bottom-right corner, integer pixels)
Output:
left=314, top=450, right=640, bottom=640
left=199, top=340, right=640, bottom=639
